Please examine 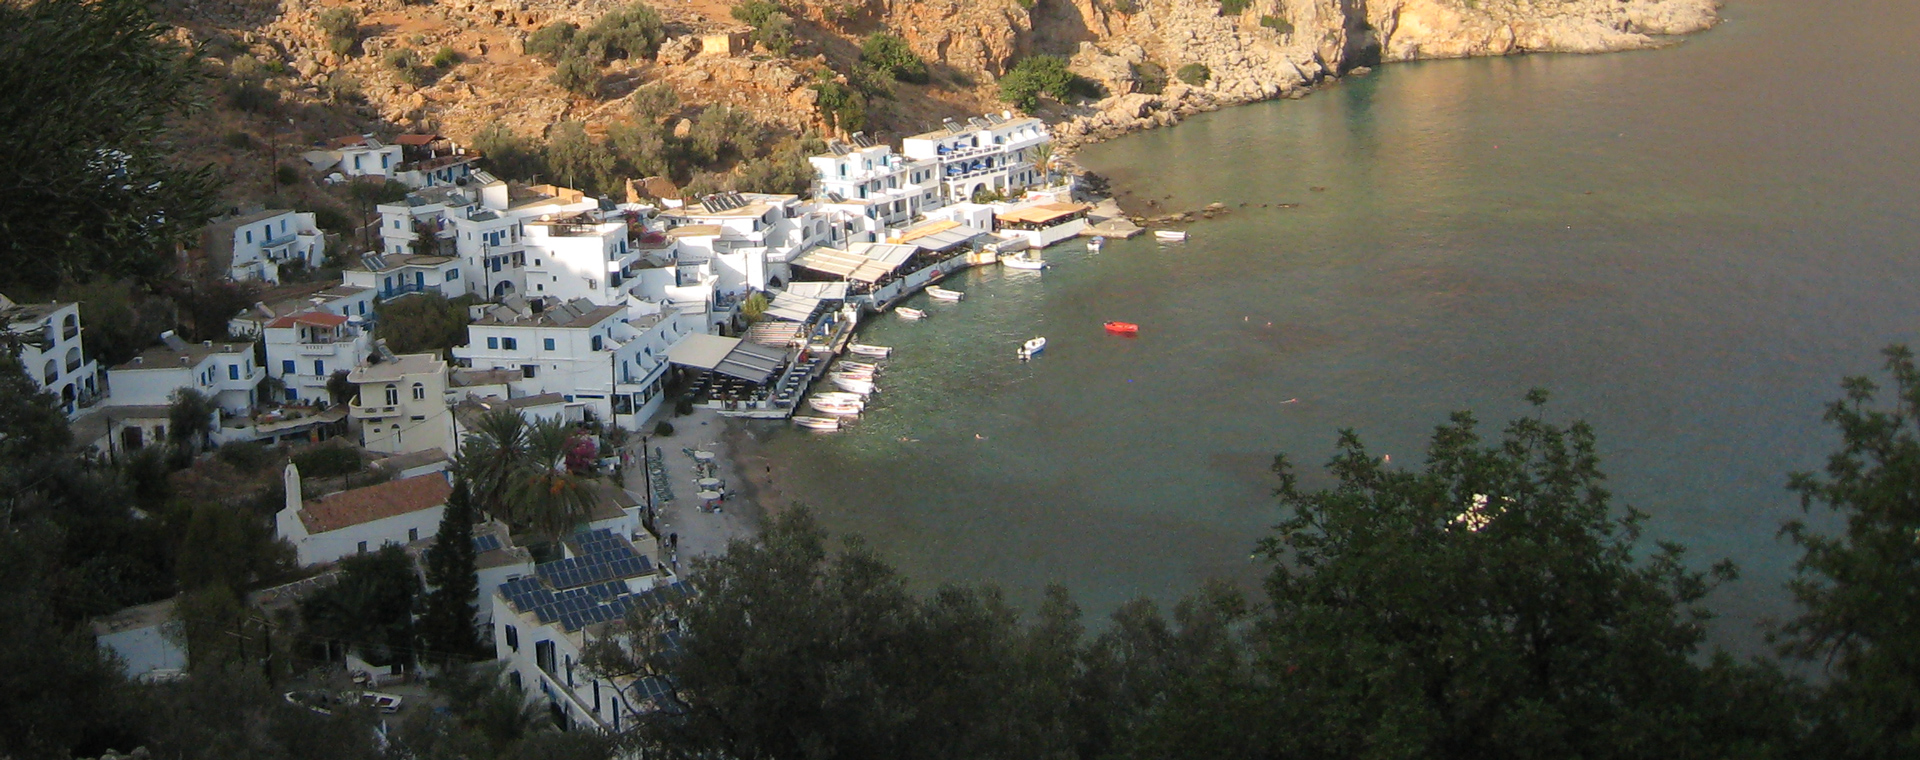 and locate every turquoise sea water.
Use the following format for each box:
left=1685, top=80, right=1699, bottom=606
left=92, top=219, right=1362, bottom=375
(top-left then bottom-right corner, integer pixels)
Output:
left=746, top=0, right=1920, bottom=654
